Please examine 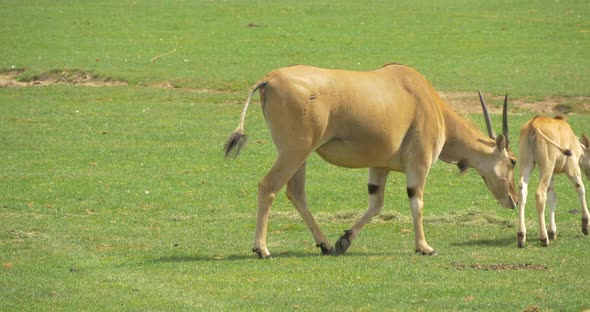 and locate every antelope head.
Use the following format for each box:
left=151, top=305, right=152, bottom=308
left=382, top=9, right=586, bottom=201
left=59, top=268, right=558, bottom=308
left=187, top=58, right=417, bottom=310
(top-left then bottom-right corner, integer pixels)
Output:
left=478, top=91, right=517, bottom=209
